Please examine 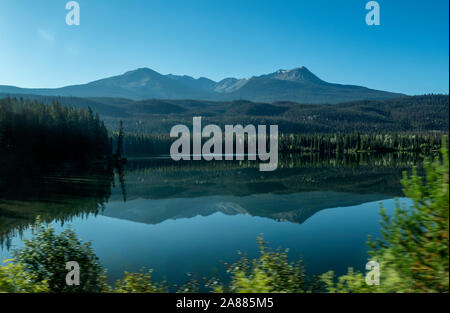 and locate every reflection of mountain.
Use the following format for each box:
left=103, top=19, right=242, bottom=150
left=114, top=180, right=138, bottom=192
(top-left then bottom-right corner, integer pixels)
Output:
left=102, top=155, right=416, bottom=225
left=103, top=191, right=389, bottom=225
